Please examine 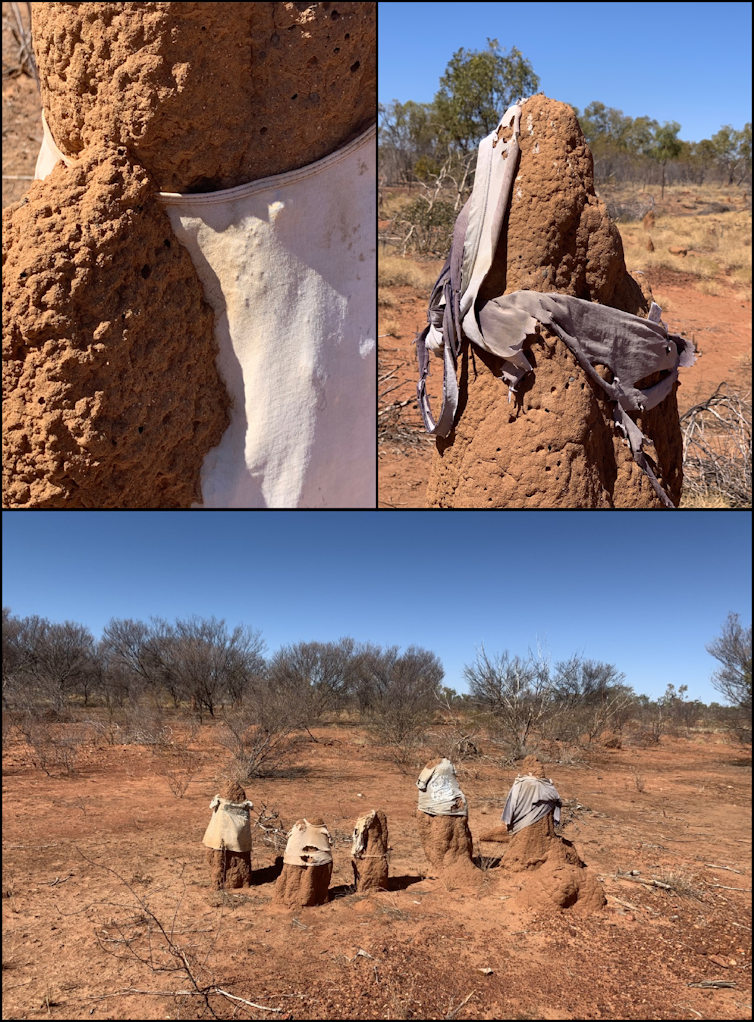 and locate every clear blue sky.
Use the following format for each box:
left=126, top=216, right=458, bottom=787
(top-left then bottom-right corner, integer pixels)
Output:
left=2, top=511, right=751, bottom=705
left=379, top=1, right=752, bottom=142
